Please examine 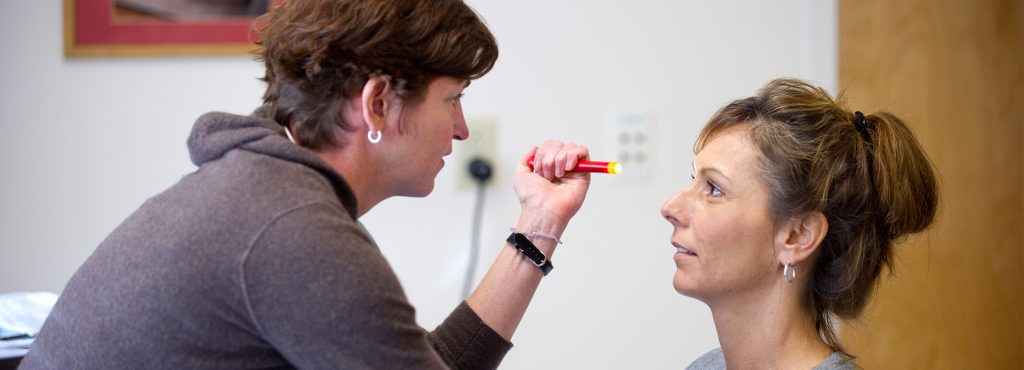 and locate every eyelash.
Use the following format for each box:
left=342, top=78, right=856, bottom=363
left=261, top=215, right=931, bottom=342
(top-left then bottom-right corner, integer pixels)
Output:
left=450, top=93, right=465, bottom=106
left=708, top=182, right=723, bottom=197
left=690, top=173, right=724, bottom=198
